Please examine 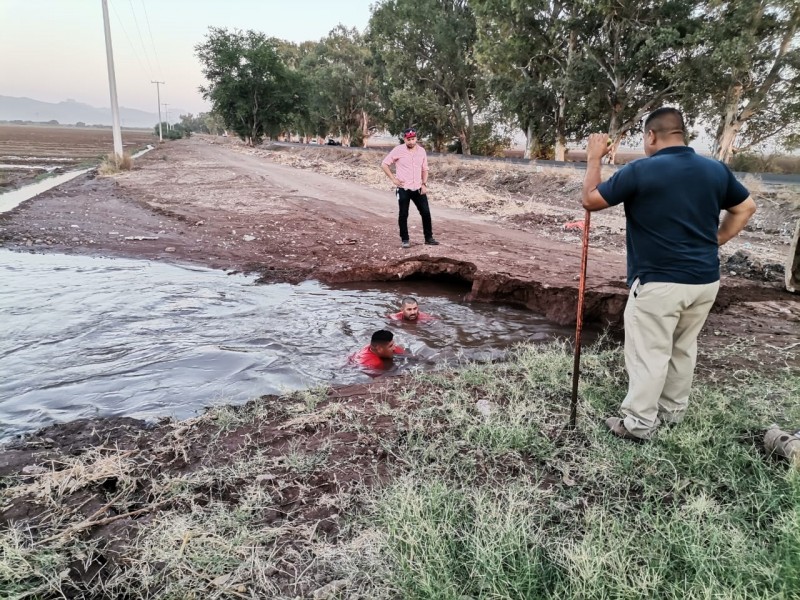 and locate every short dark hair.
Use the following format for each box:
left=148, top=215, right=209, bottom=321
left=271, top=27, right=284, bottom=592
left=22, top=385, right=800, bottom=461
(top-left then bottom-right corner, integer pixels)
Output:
left=401, top=296, right=418, bottom=307
left=371, top=329, right=394, bottom=345
left=644, top=107, right=685, bottom=137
